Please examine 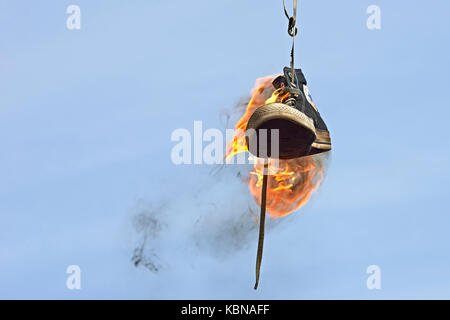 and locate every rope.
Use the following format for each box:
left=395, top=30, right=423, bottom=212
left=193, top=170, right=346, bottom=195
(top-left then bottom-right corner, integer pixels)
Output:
left=254, top=163, right=269, bottom=290
left=283, top=0, right=298, bottom=86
